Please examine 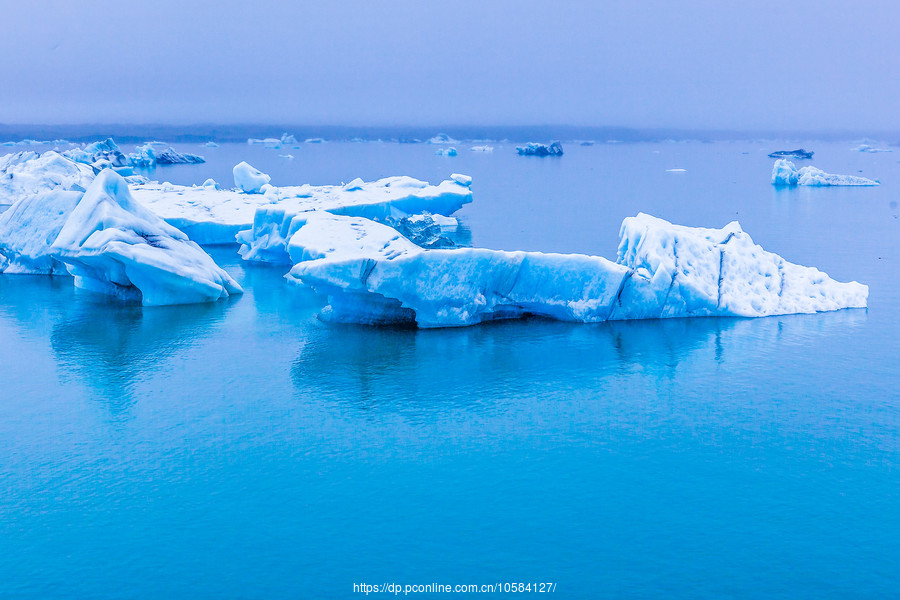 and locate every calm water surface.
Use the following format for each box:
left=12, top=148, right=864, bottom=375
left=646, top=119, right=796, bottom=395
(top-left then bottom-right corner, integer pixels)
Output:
left=0, top=140, right=898, bottom=598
